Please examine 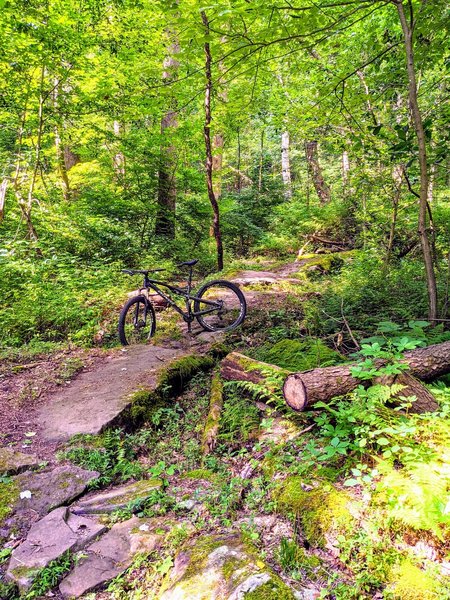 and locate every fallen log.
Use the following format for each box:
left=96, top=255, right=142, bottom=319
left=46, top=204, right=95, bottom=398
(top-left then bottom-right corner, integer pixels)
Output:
left=202, top=372, right=224, bottom=455
left=221, top=341, right=450, bottom=414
